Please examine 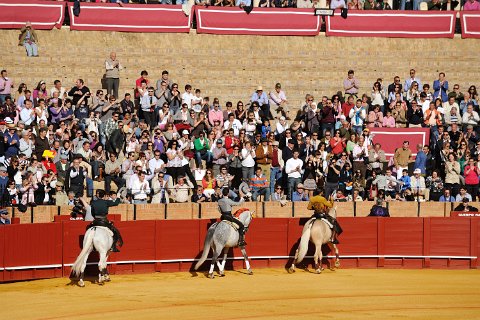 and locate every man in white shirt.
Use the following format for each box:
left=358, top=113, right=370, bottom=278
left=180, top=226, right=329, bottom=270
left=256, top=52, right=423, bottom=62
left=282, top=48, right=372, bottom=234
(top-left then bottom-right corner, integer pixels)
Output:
left=172, top=175, right=194, bottom=203
left=181, top=84, right=194, bottom=109
left=20, top=100, right=36, bottom=126
left=50, top=80, right=66, bottom=98
left=223, top=113, right=242, bottom=136
left=285, top=149, right=303, bottom=200
left=148, top=151, right=165, bottom=176
left=131, top=171, right=150, bottom=204
left=404, top=69, right=422, bottom=93
left=462, top=104, right=480, bottom=126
